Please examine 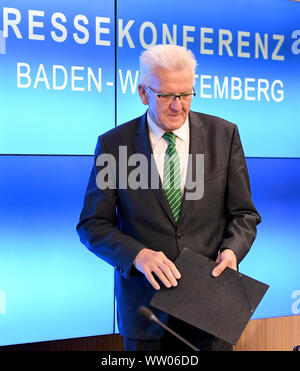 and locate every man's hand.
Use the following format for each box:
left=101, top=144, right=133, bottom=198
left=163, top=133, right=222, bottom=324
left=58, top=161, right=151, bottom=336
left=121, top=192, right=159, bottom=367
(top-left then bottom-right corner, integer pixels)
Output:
left=212, top=248, right=237, bottom=277
left=133, top=248, right=181, bottom=290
